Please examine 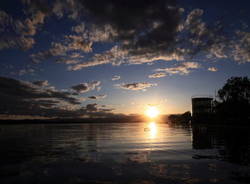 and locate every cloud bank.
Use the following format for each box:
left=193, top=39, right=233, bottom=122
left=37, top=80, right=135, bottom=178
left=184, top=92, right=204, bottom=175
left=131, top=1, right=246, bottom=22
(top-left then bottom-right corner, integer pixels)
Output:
left=0, top=77, right=112, bottom=118
left=1, top=0, right=249, bottom=71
